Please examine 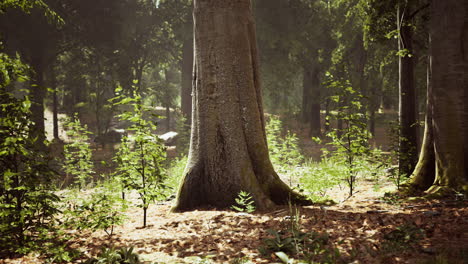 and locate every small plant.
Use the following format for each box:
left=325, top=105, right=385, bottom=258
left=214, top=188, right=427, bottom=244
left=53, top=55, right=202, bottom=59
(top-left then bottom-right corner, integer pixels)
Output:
left=62, top=183, right=126, bottom=236
left=299, top=157, right=344, bottom=203
left=231, top=191, right=256, bottom=213
left=84, top=247, right=141, bottom=264
left=111, top=84, right=168, bottom=227
left=259, top=205, right=341, bottom=263
left=62, top=113, right=95, bottom=189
